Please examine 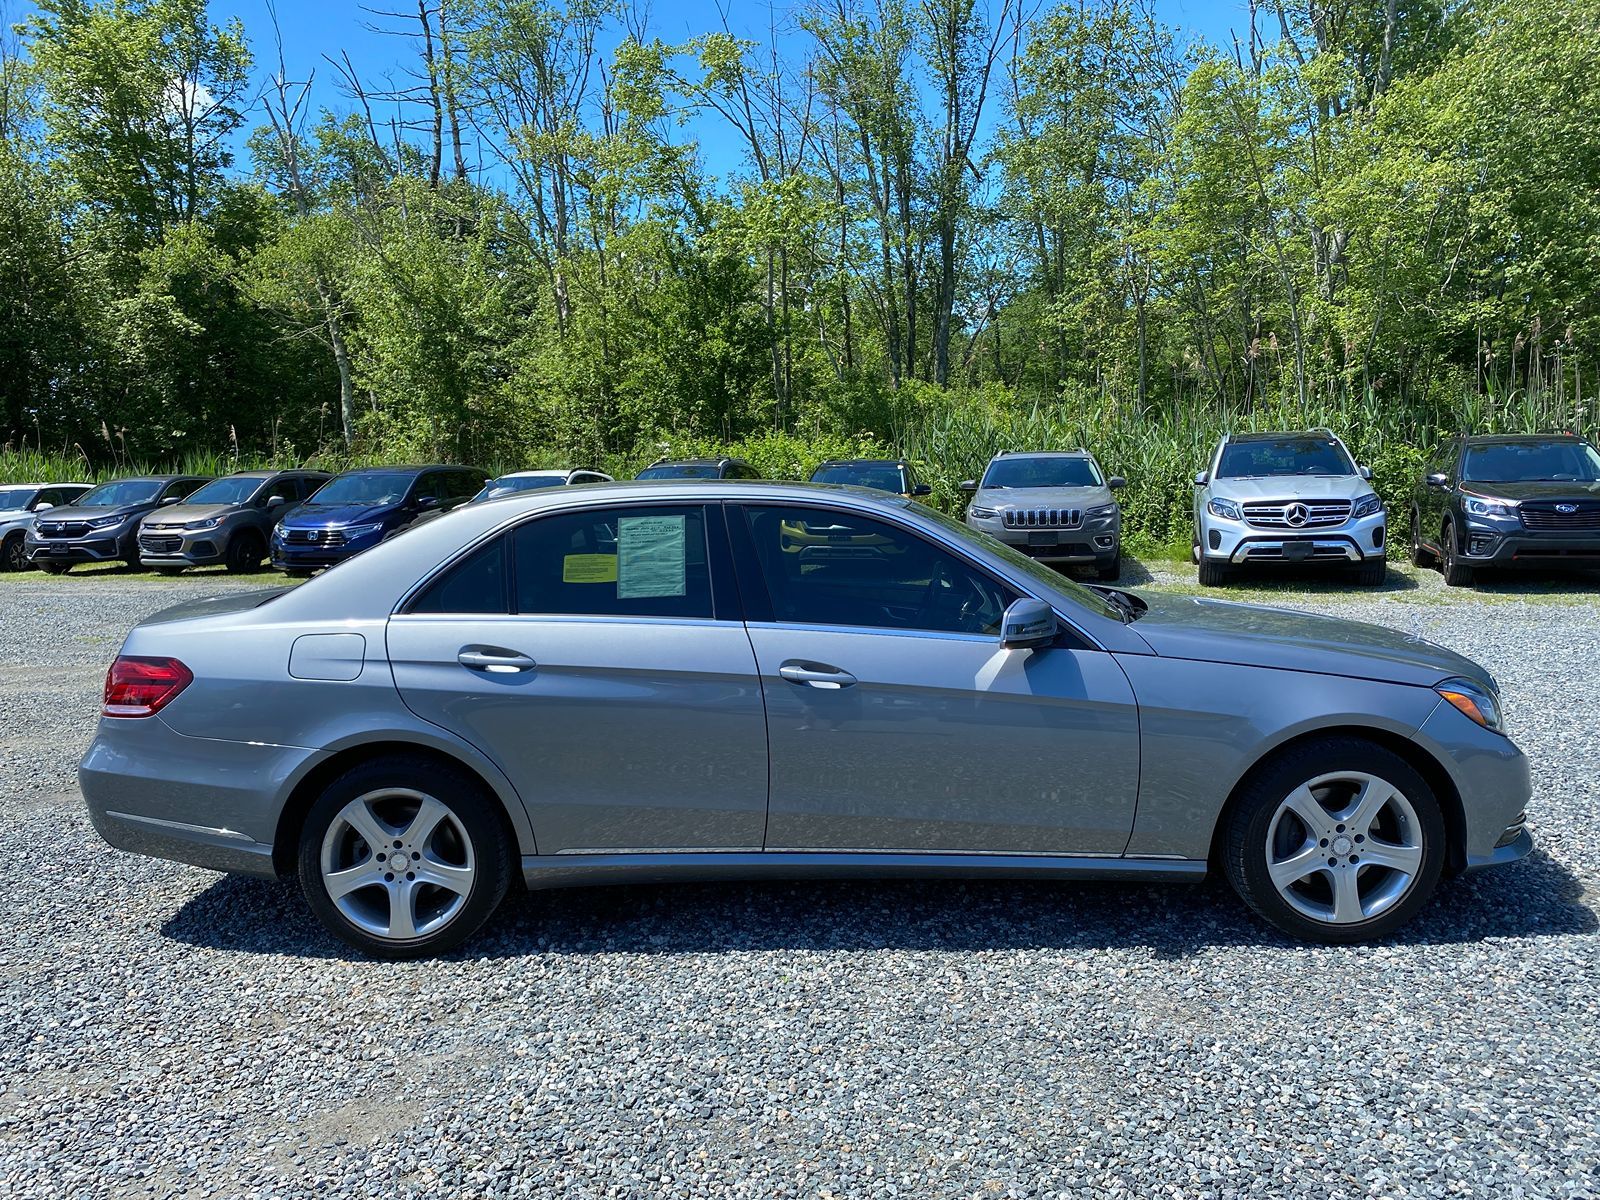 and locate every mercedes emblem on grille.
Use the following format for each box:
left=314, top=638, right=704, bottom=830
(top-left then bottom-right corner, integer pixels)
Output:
left=1283, top=502, right=1311, bottom=528
left=1556, top=503, right=1578, bottom=513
